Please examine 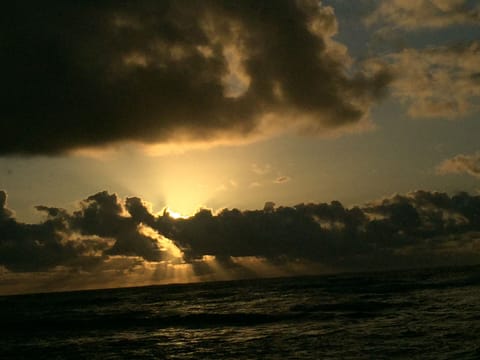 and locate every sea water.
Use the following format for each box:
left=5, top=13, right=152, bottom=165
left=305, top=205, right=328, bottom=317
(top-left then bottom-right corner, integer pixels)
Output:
left=1, top=265, right=480, bottom=359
